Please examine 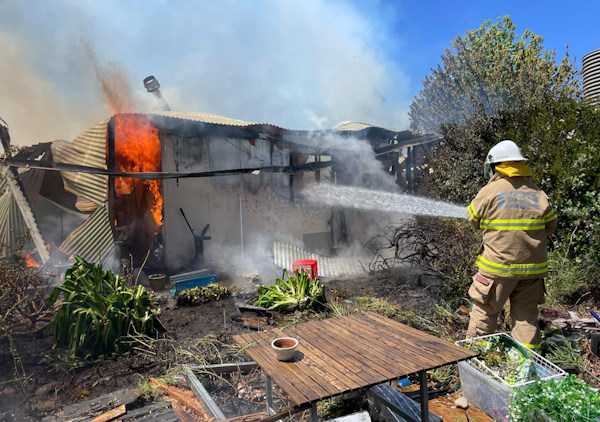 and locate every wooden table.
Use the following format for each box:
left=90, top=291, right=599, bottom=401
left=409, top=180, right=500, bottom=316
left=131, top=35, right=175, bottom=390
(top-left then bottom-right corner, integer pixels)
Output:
left=233, top=311, right=476, bottom=422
